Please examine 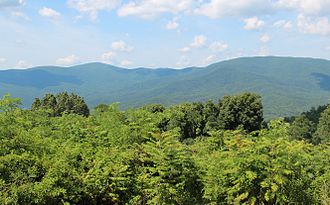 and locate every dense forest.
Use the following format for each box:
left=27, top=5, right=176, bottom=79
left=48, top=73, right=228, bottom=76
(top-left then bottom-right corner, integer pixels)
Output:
left=0, top=92, right=329, bottom=204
